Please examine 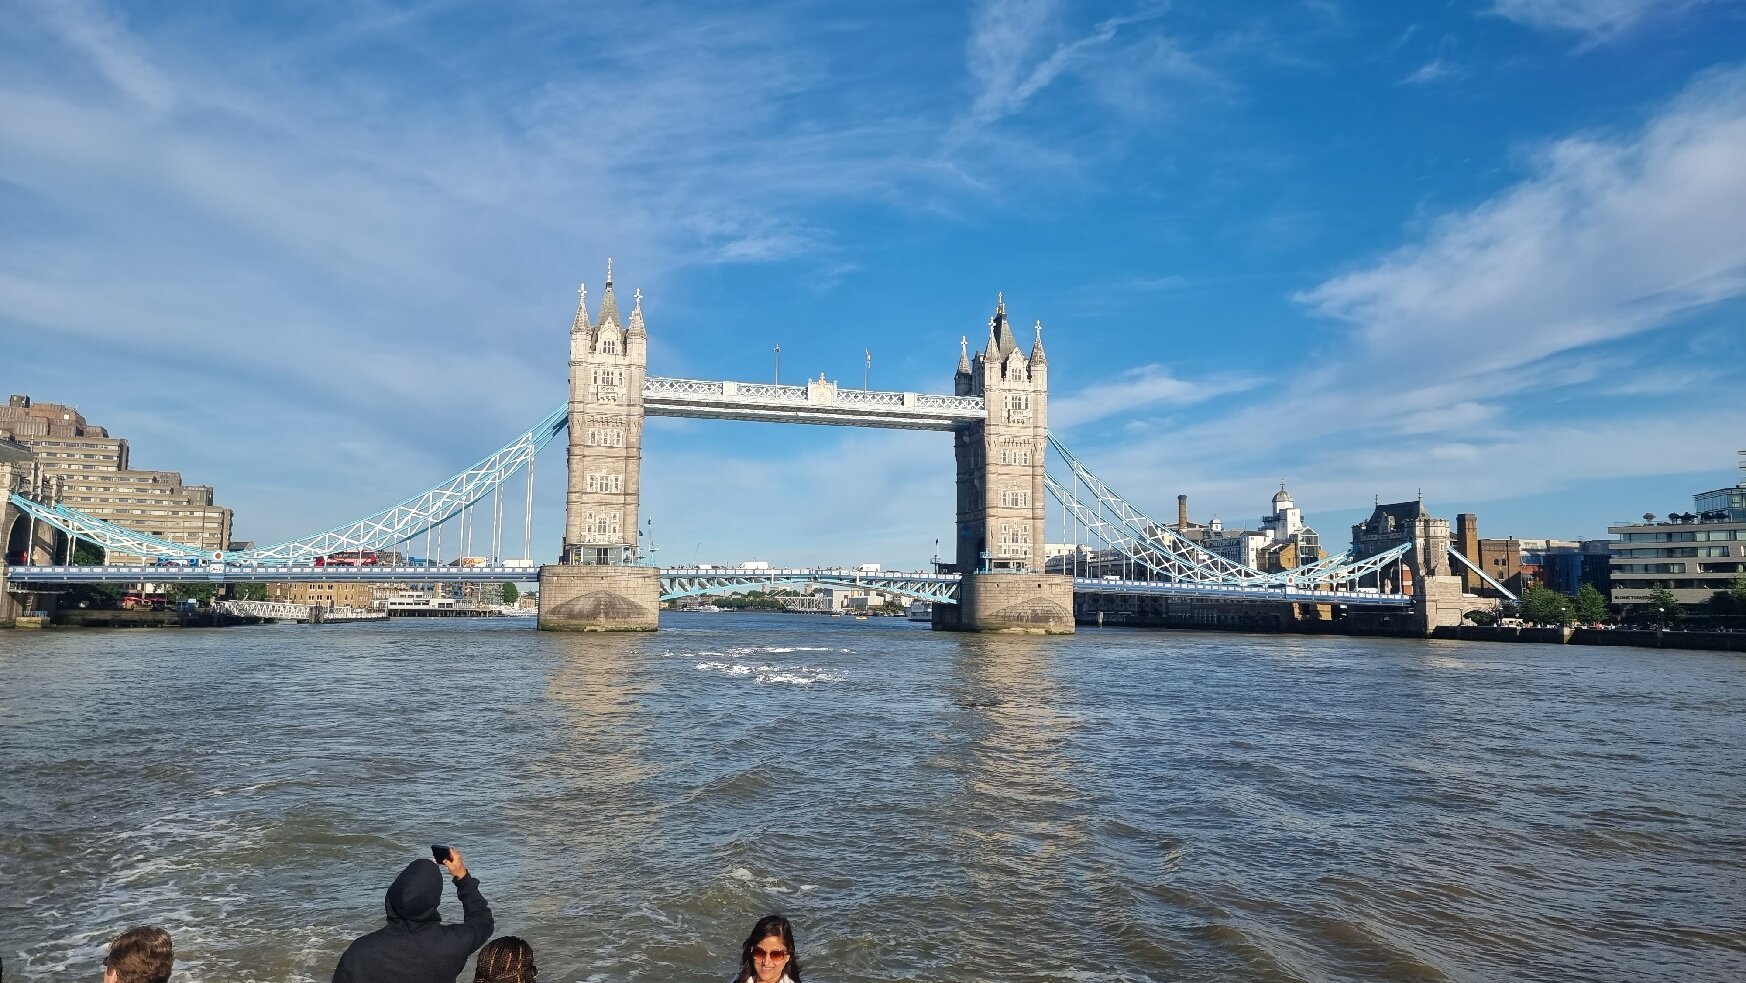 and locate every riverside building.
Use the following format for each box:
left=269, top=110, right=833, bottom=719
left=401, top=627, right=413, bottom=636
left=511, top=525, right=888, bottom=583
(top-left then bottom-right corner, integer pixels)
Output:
left=1608, top=456, right=1746, bottom=606
left=0, top=394, right=234, bottom=558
